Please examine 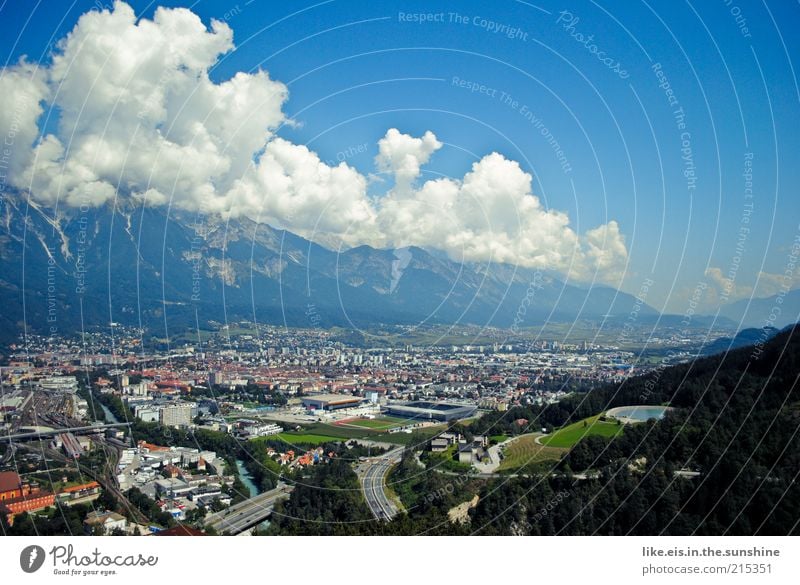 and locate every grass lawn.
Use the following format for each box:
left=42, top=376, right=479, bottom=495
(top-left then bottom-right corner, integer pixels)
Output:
left=341, top=416, right=414, bottom=430
left=272, top=420, right=449, bottom=446
left=378, top=424, right=449, bottom=445
left=498, top=434, right=566, bottom=471
left=273, top=433, right=342, bottom=445
left=383, top=463, right=406, bottom=512
left=489, top=434, right=509, bottom=444
left=29, top=478, right=83, bottom=492
left=301, top=422, right=380, bottom=439
left=539, top=414, right=624, bottom=449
